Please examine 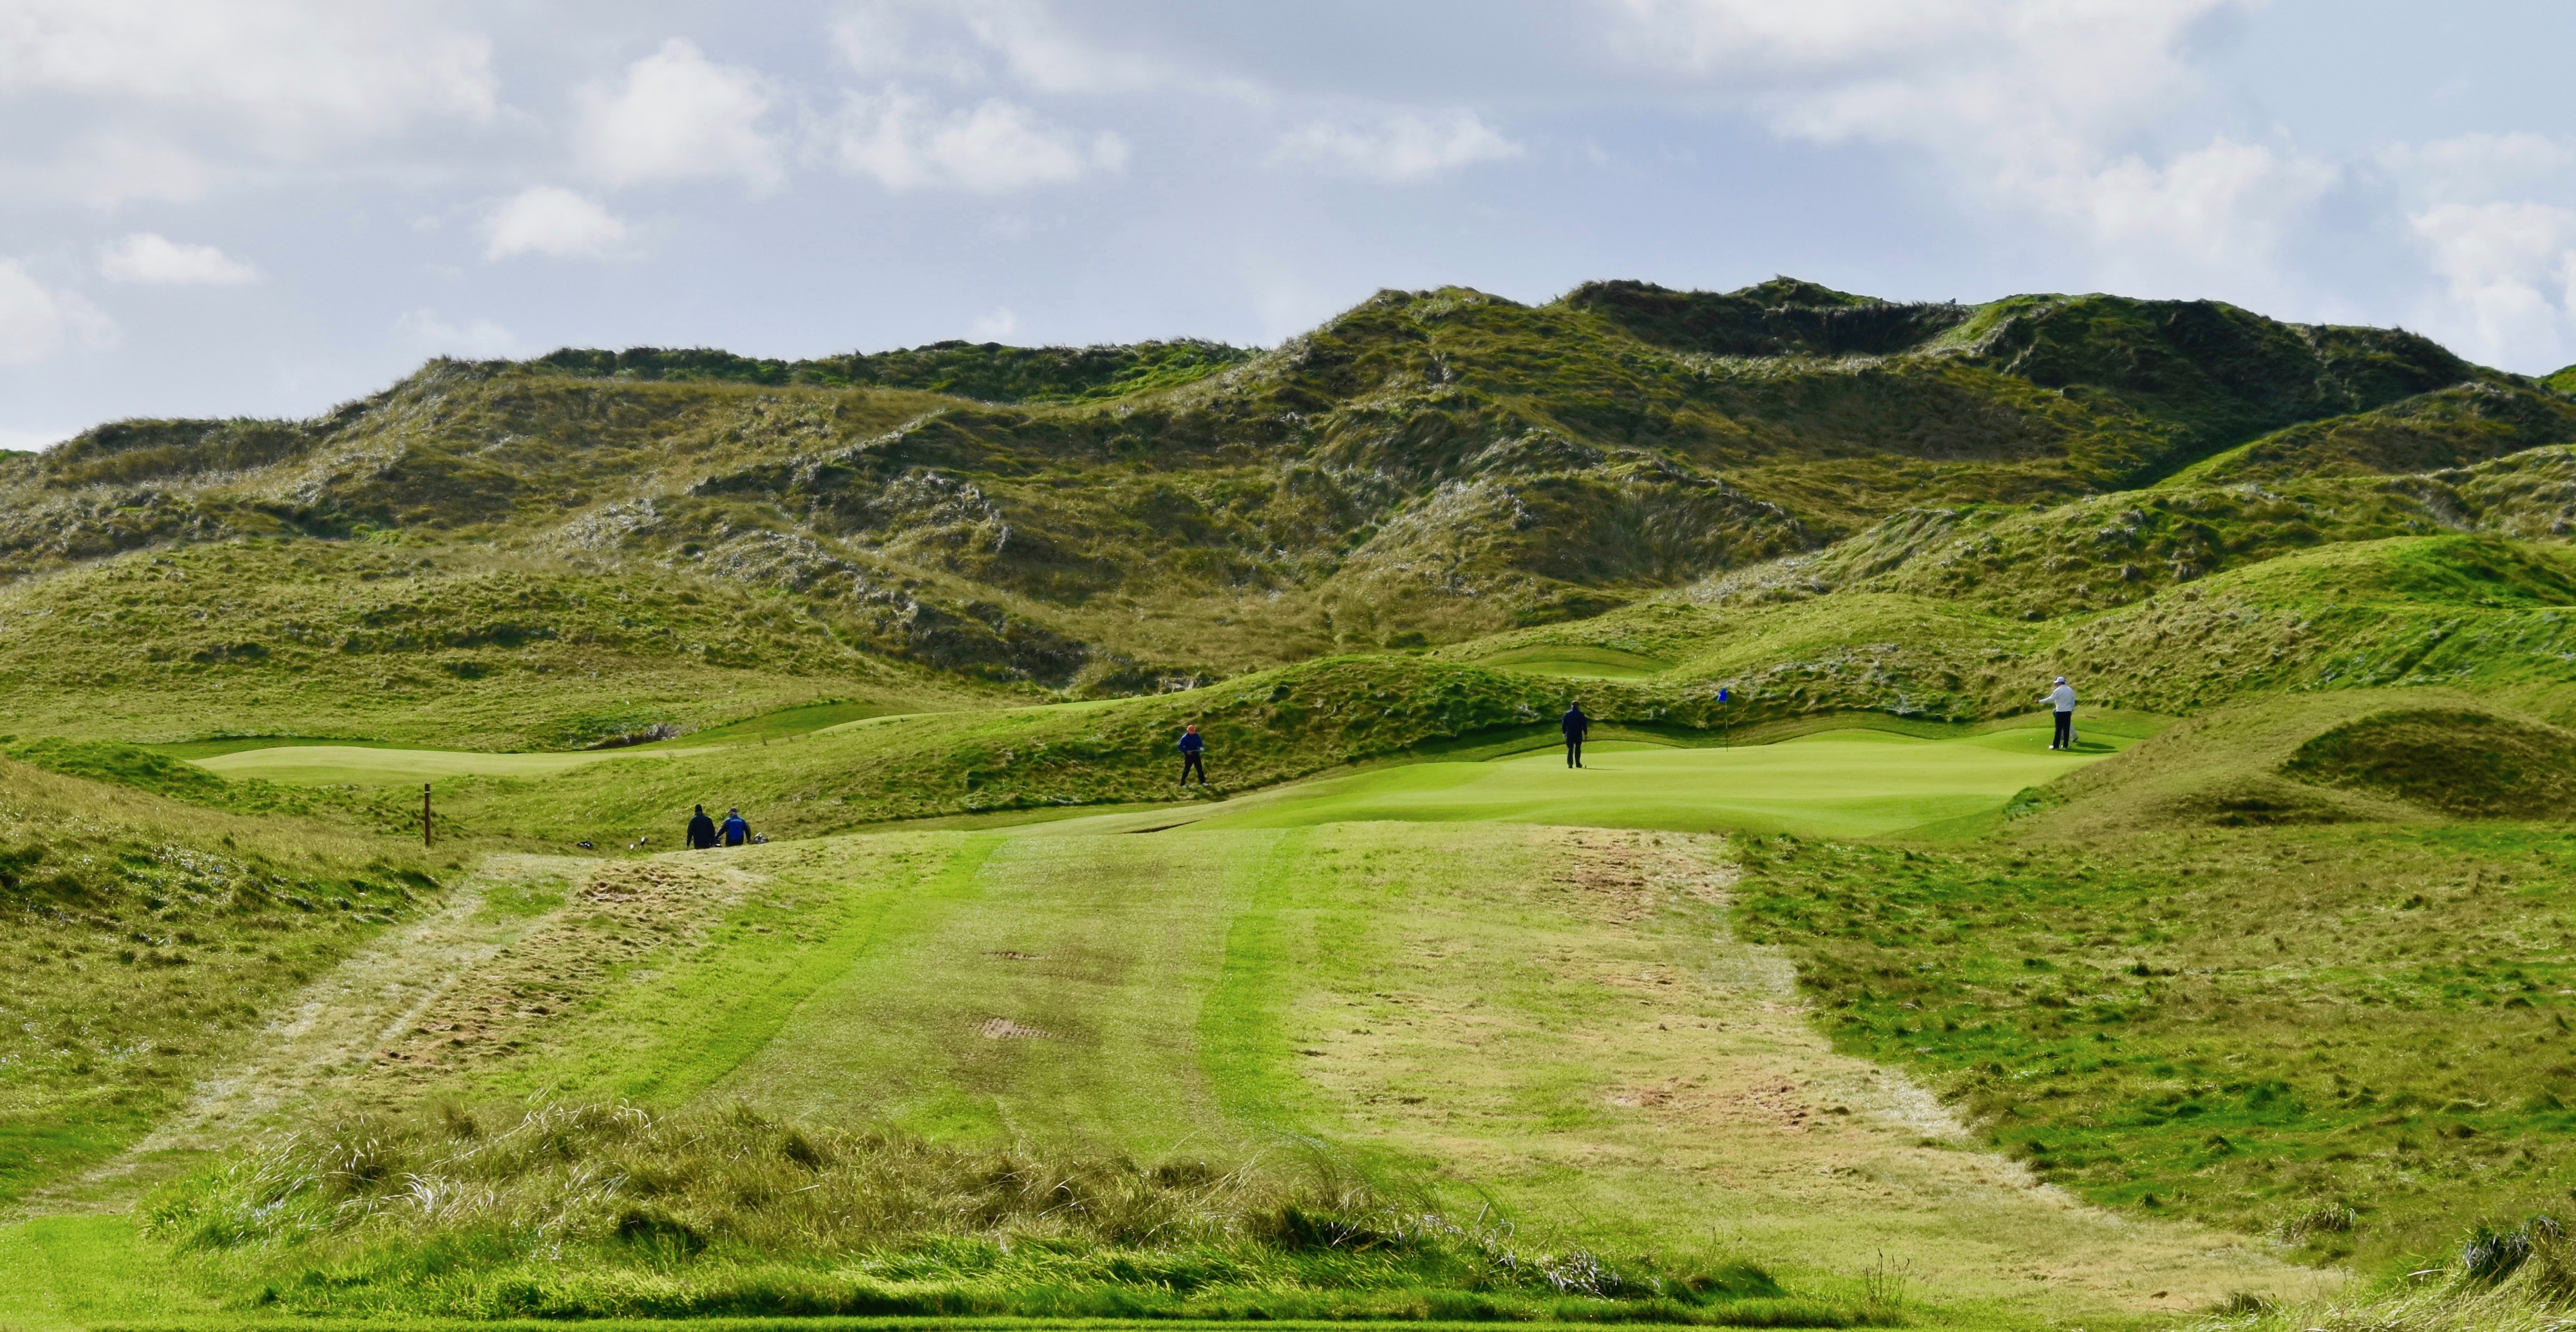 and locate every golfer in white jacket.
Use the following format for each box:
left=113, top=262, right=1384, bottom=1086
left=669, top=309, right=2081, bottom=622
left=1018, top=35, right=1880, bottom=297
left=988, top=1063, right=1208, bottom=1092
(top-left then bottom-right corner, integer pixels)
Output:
left=2045, top=676, right=2077, bottom=750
